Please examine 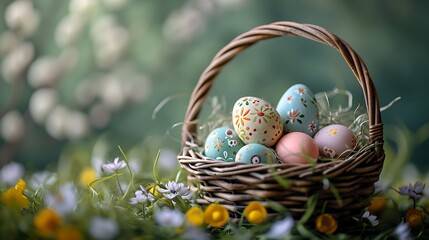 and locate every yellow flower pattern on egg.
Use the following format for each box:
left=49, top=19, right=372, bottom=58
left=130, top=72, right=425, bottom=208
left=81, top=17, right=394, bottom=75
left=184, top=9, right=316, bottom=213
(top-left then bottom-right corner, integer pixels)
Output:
left=232, top=97, right=283, bottom=147
left=314, top=124, right=357, bottom=158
